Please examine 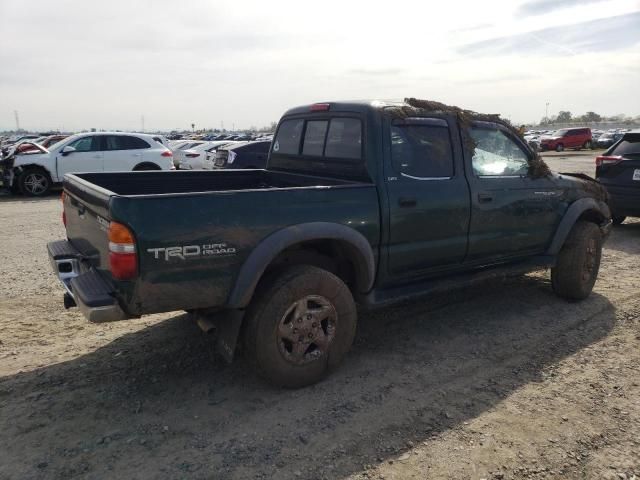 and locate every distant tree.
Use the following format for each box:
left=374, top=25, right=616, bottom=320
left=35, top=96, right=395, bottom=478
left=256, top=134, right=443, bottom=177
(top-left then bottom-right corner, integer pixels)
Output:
left=556, top=111, right=572, bottom=123
left=582, top=111, right=602, bottom=122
